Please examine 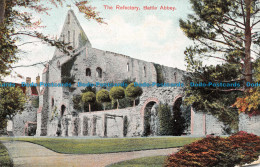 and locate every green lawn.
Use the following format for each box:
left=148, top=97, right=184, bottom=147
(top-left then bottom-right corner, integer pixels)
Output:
left=2, top=137, right=201, bottom=154
left=0, top=142, right=13, bottom=167
left=108, top=156, right=166, bottom=167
